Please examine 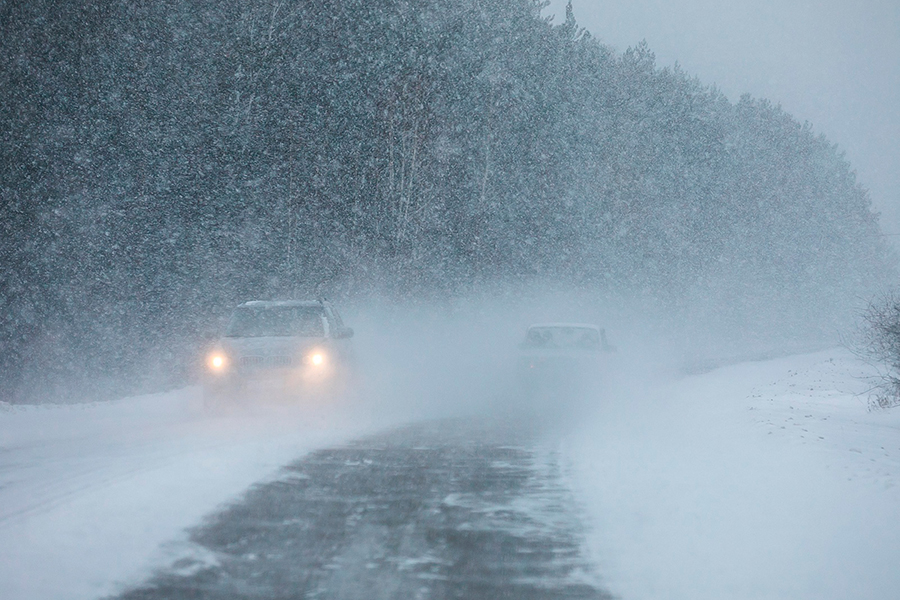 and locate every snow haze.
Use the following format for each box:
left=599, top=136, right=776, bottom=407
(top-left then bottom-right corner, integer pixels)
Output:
left=3, top=344, right=899, bottom=599
left=548, top=0, right=900, bottom=239
left=1, top=0, right=890, bottom=404
left=1, top=2, right=898, bottom=598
